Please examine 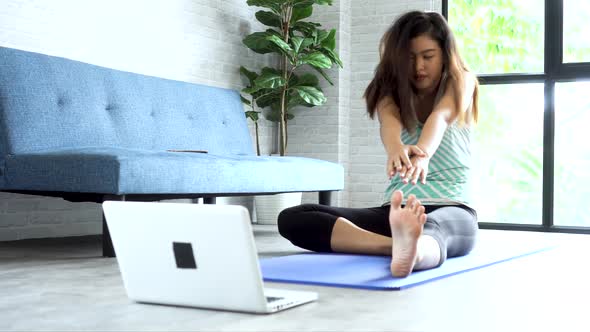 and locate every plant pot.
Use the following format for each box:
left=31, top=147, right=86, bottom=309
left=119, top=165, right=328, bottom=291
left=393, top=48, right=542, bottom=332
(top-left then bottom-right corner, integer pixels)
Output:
left=215, top=196, right=257, bottom=223
left=255, top=192, right=302, bottom=225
